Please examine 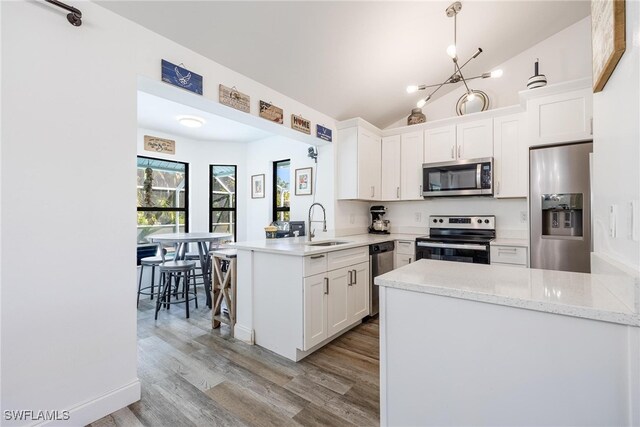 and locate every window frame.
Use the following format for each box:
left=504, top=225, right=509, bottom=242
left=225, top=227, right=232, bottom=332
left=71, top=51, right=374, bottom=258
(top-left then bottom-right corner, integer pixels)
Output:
left=136, top=155, right=189, bottom=239
left=209, top=164, right=237, bottom=242
left=272, top=159, right=291, bottom=222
